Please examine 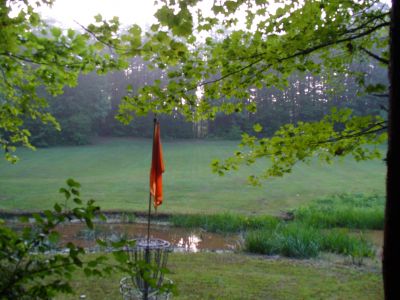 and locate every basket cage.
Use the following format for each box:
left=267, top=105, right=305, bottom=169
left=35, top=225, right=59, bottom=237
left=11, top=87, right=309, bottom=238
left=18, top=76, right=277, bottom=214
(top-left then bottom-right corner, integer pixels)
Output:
left=123, top=238, right=172, bottom=296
